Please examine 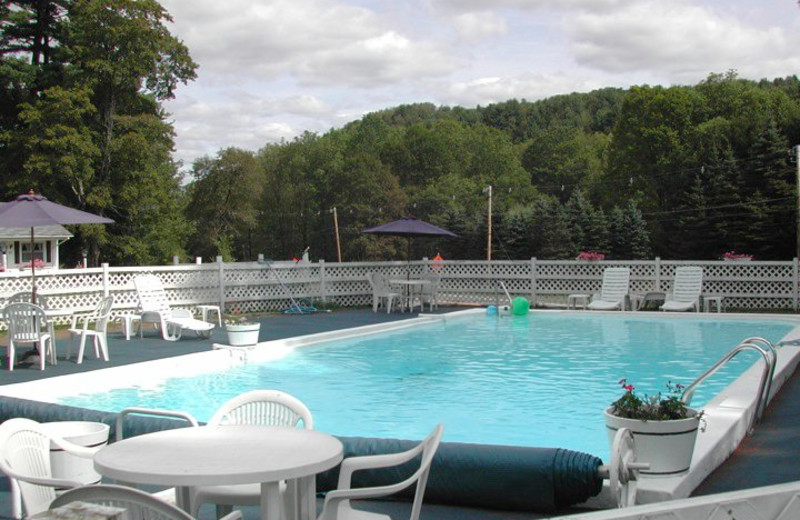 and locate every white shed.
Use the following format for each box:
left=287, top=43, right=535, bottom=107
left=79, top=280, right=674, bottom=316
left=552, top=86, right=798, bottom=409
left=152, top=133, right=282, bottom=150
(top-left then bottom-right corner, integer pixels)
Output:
left=0, top=225, right=72, bottom=270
